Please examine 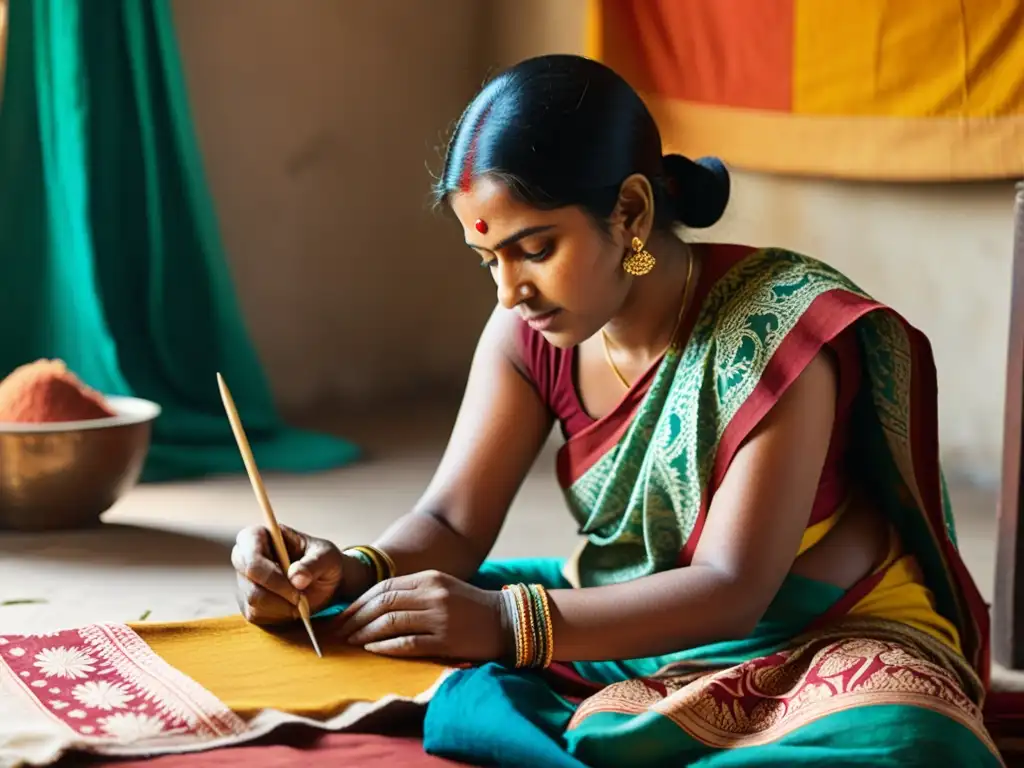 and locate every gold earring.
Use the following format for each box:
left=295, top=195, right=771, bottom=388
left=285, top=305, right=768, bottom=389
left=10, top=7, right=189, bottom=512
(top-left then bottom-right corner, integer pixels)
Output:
left=622, top=236, right=655, bottom=276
